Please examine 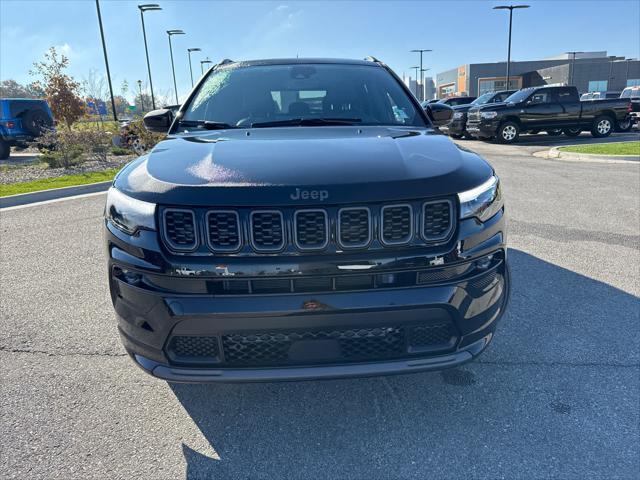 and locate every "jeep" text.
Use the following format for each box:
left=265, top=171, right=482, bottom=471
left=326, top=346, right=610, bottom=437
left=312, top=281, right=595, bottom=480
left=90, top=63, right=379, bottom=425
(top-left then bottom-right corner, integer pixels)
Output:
left=290, top=188, right=329, bottom=201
